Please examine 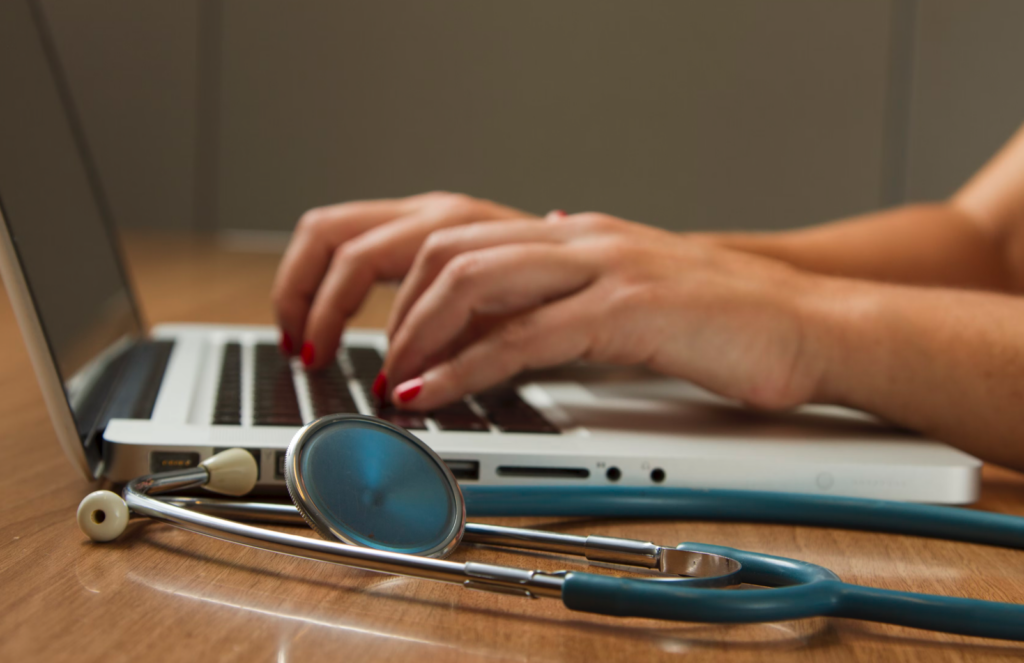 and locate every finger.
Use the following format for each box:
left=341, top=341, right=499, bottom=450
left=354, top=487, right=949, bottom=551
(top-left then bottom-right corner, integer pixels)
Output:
left=386, top=219, right=567, bottom=337
left=384, top=243, right=597, bottom=387
left=390, top=294, right=597, bottom=410
left=301, top=211, right=461, bottom=369
left=271, top=198, right=413, bottom=350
